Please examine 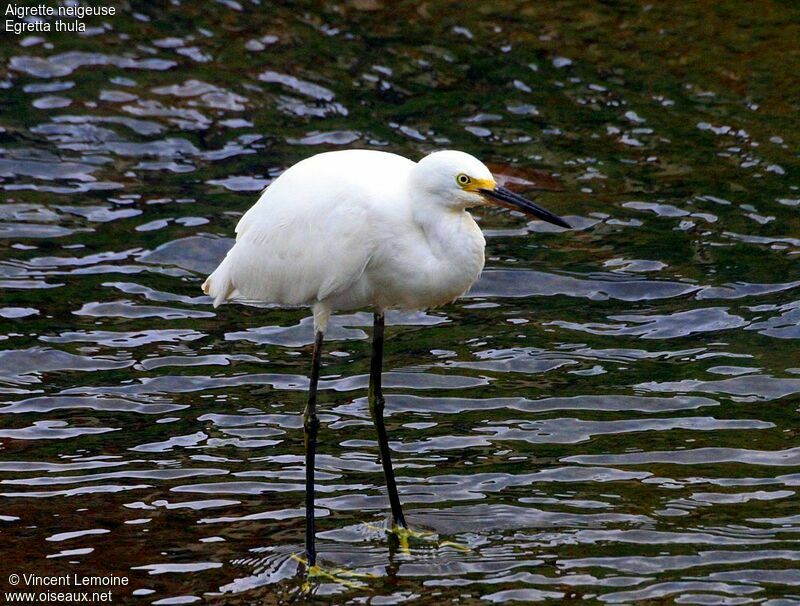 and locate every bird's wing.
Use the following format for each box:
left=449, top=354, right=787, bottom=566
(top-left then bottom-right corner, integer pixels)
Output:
left=203, top=149, right=413, bottom=308
left=204, top=184, right=375, bottom=308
